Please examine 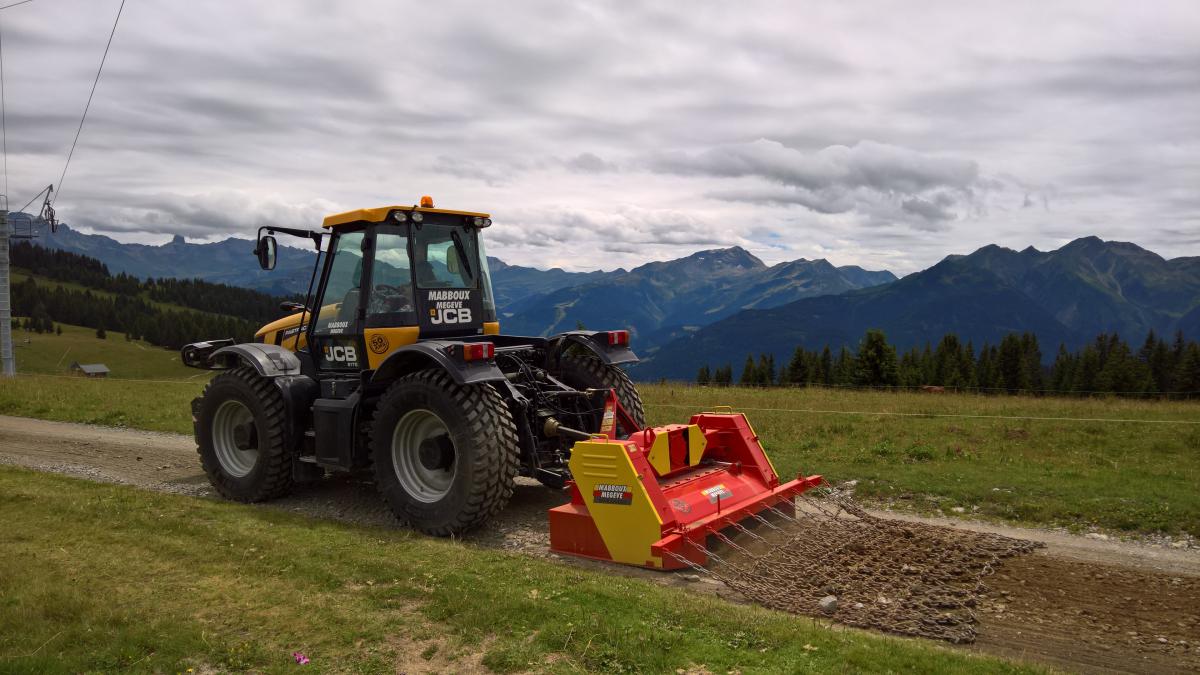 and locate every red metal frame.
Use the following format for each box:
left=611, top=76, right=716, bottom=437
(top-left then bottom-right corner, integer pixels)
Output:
left=548, top=406, right=826, bottom=570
